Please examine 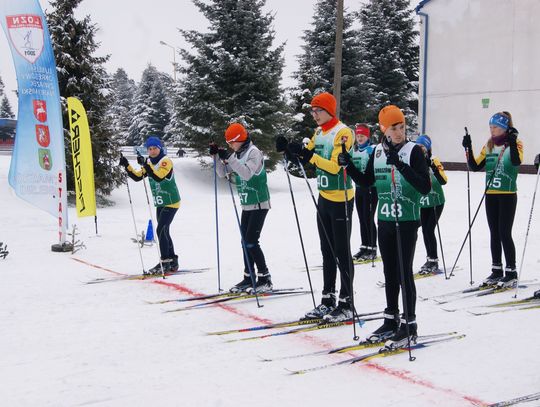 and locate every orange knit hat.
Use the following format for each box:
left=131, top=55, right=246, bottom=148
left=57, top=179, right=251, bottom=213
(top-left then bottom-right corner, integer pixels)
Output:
left=225, top=123, right=248, bottom=143
left=378, top=105, right=405, bottom=133
left=311, top=92, right=337, bottom=117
